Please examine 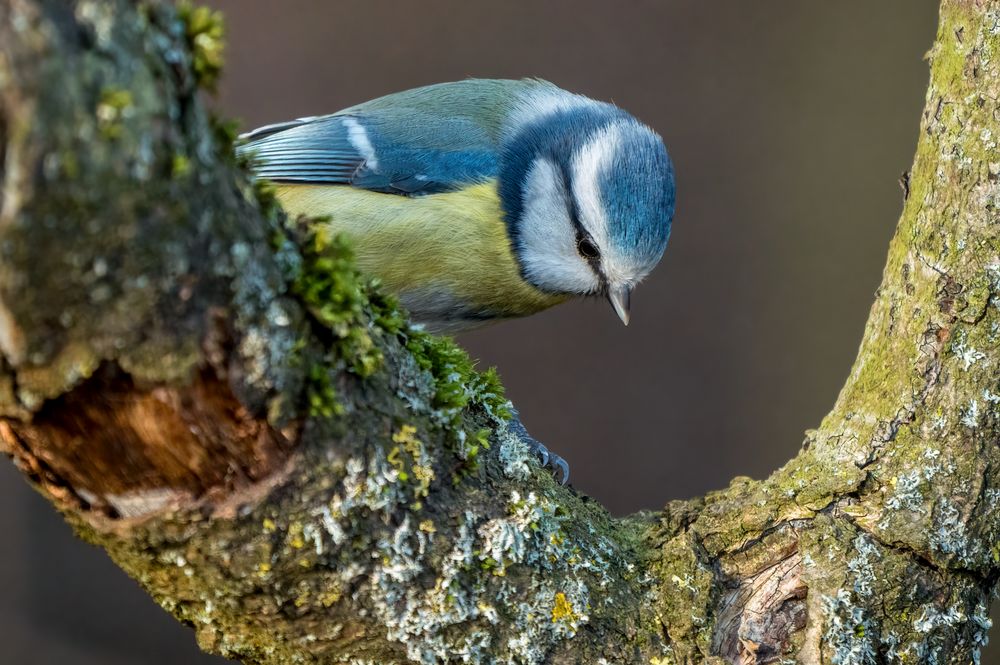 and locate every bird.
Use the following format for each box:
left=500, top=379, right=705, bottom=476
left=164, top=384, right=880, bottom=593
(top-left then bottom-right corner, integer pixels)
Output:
left=238, top=78, right=675, bottom=333
left=238, top=78, right=676, bottom=482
